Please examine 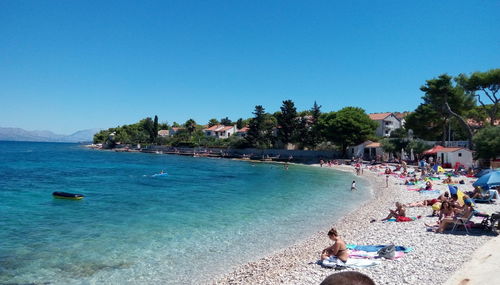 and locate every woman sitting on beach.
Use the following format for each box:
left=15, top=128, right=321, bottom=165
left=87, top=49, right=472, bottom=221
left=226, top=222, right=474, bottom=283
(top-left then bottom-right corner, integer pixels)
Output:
left=433, top=199, right=475, bottom=233
left=381, top=202, right=406, bottom=221
left=320, top=228, right=349, bottom=266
